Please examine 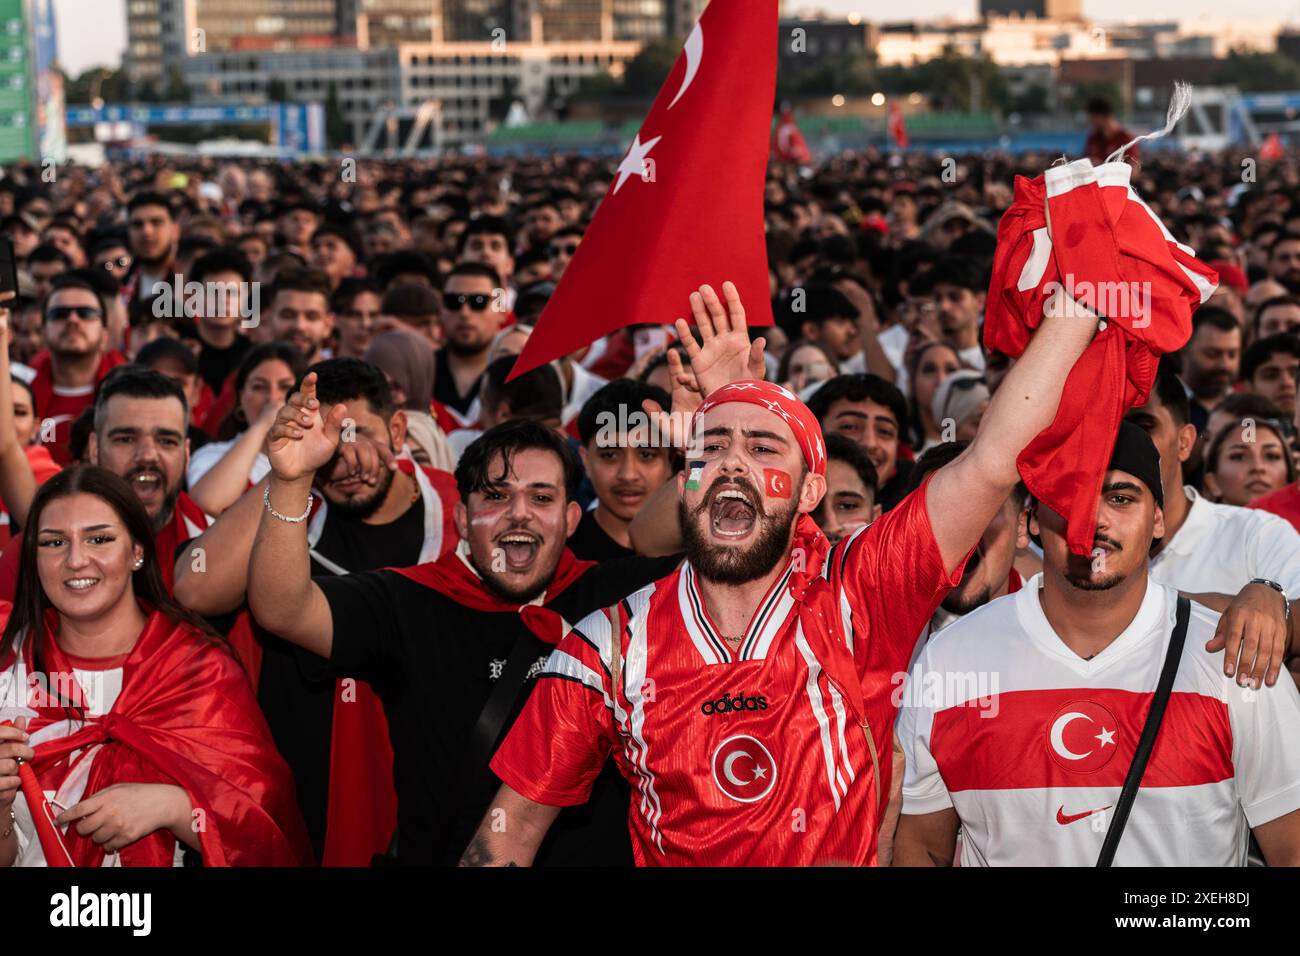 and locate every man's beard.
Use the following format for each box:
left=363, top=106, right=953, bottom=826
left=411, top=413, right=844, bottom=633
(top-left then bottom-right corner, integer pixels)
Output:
left=445, top=335, right=489, bottom=358
left=942, top=583, right=993, bottom=616
left=149, top=488, right=180, bottom=535
left=468, top=544, right=557, bottom=606
left=478, top=554, right=559, bottom=606
left=322, top=462, right=396, bottom=520
left=679, top=478, right=798, bottom=585
left=1063, top=537, right=1126, bottom=591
